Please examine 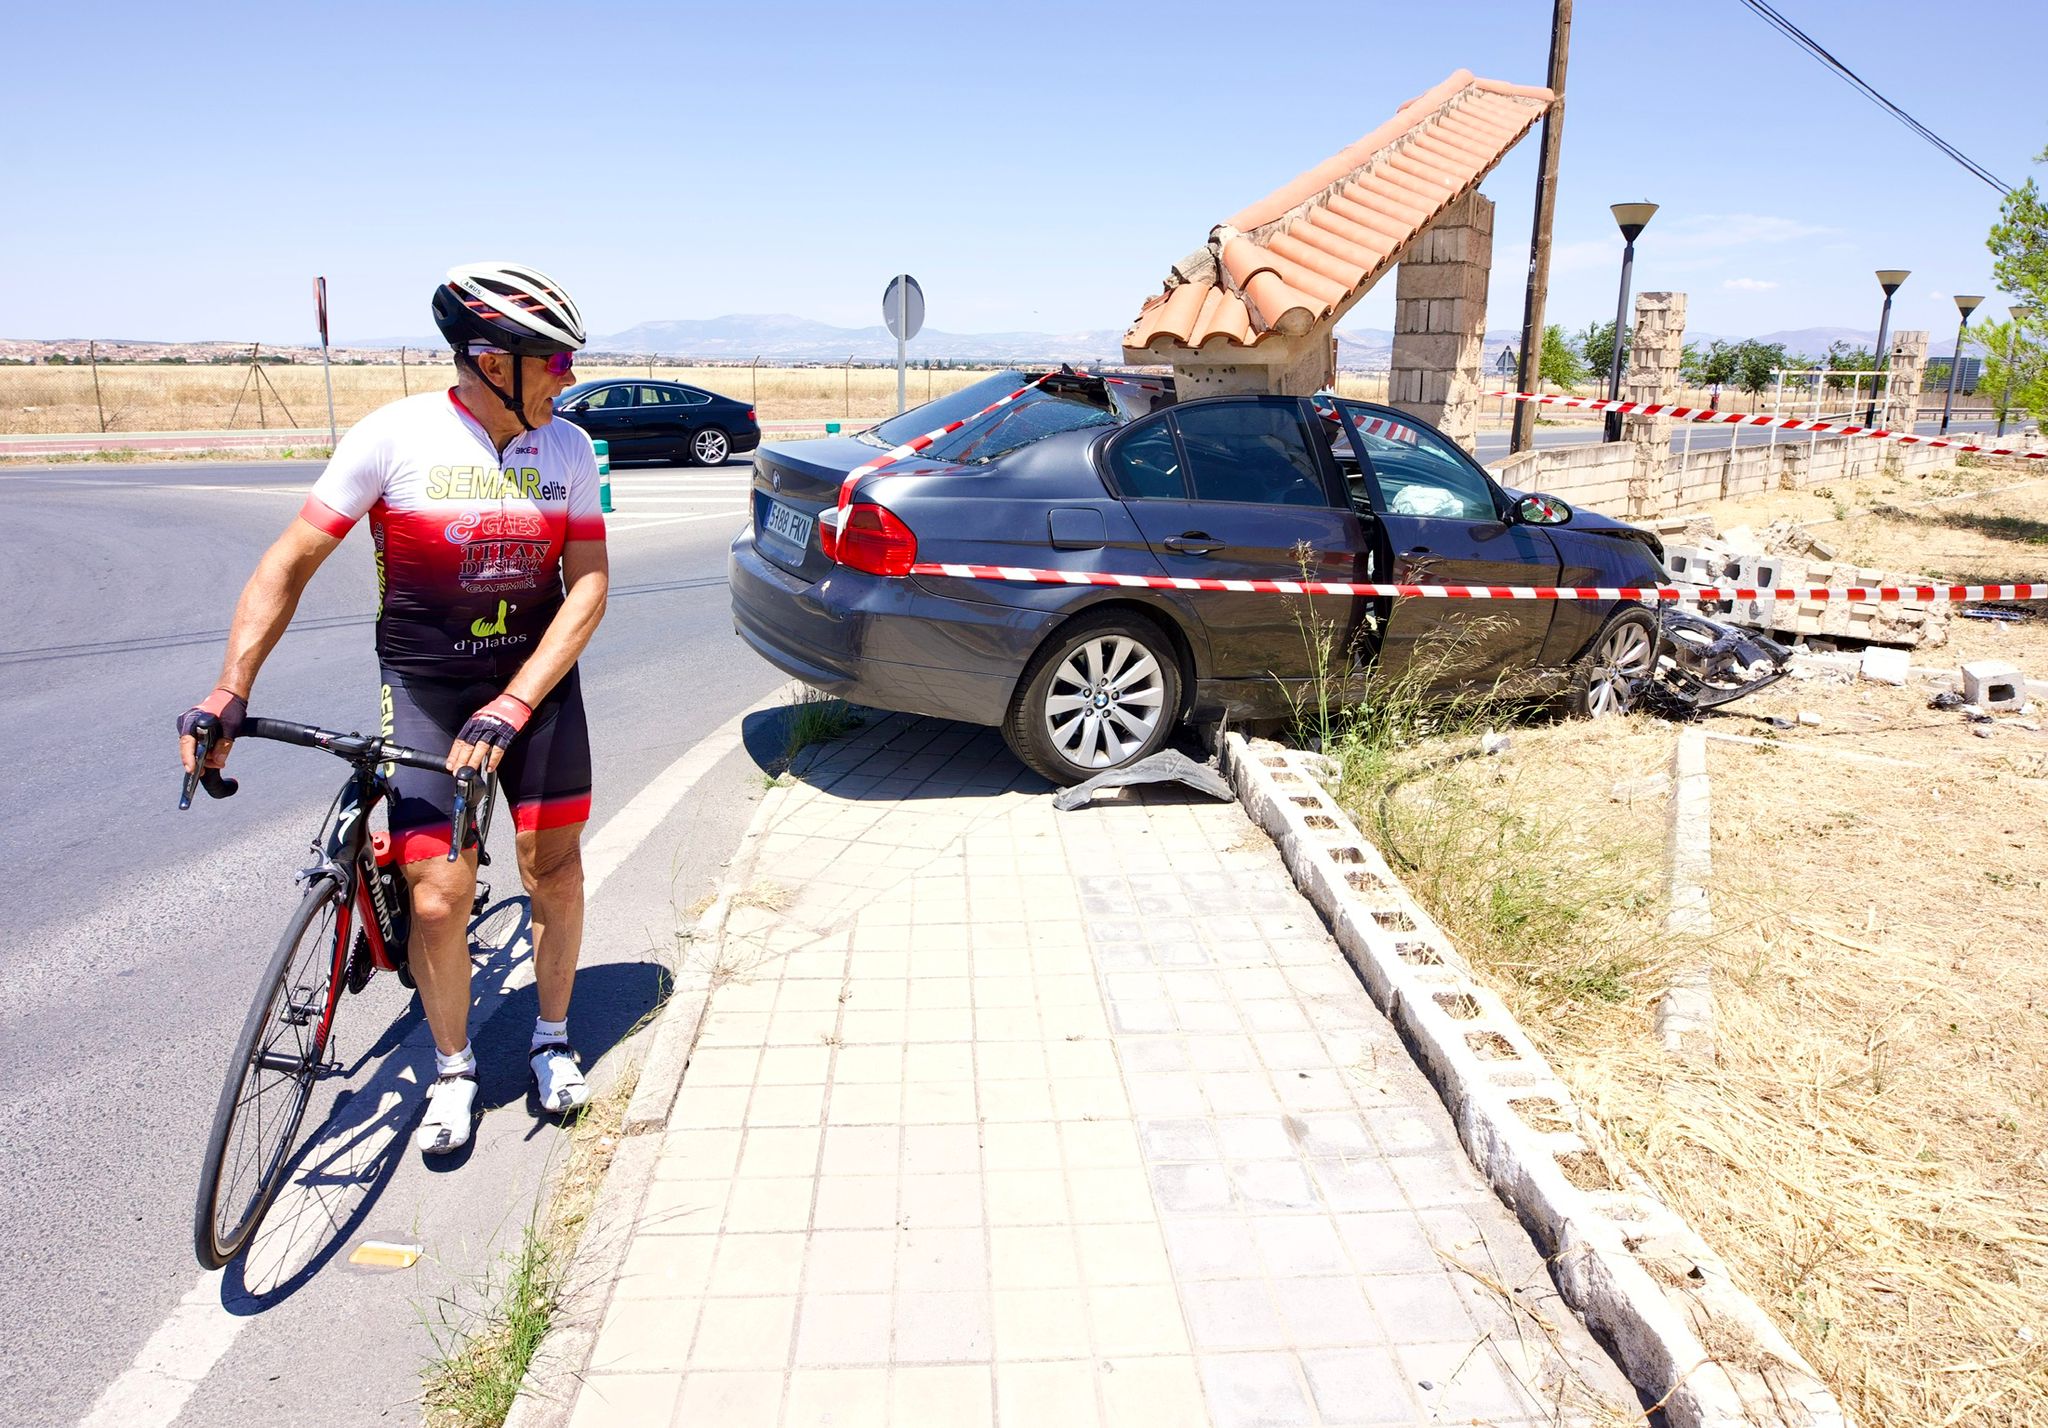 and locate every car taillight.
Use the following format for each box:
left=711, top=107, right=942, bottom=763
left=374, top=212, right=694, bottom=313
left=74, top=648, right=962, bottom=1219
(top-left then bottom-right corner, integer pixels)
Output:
left=832, top=501, right=917, bottom=576
left=747, top=408, right=756, bottom=424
